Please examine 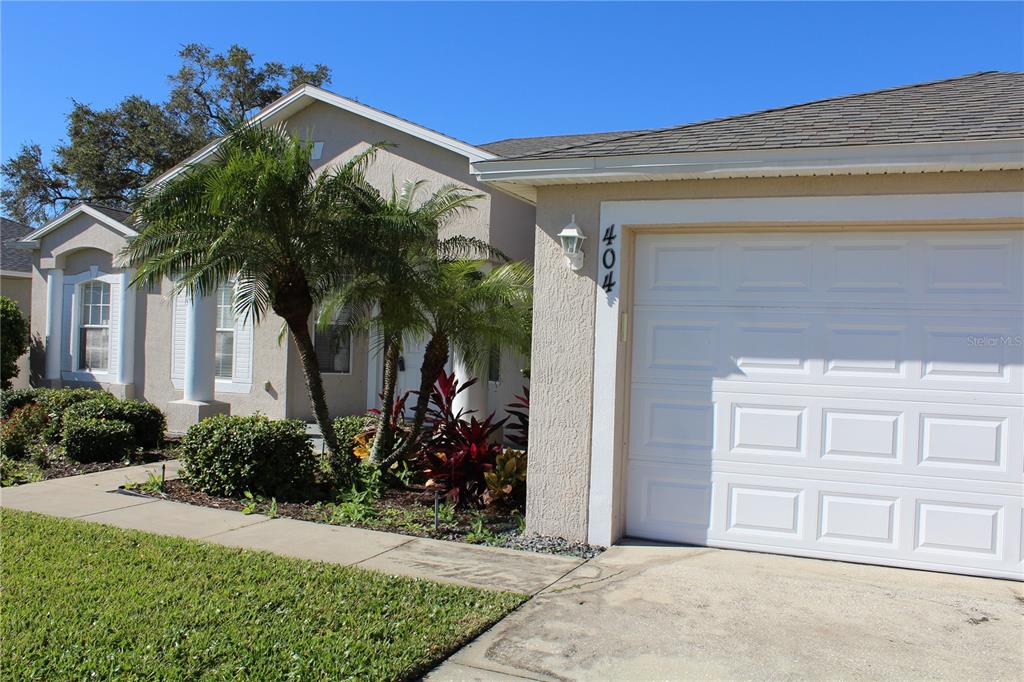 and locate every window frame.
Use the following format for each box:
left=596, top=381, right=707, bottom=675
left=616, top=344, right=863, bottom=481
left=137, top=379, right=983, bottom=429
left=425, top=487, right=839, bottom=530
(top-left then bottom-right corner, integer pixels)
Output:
left=214, top=282, right=236, bottom=380
left=77, top=280, right=112, bottom=372
left=64, top=269, right=120, bottom=383
left=313, top=309, right=353, bottom=376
